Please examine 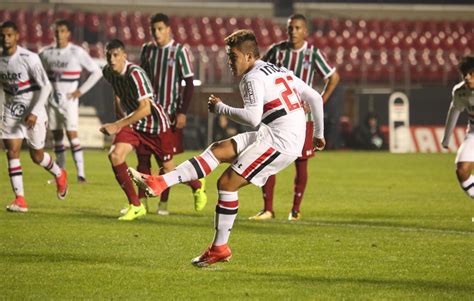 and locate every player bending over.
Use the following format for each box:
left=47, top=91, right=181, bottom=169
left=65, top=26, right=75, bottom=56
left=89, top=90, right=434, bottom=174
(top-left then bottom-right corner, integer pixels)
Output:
left=441, top=55, right=474, bottom=199
left=129, top=30, right=325, bottom=266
